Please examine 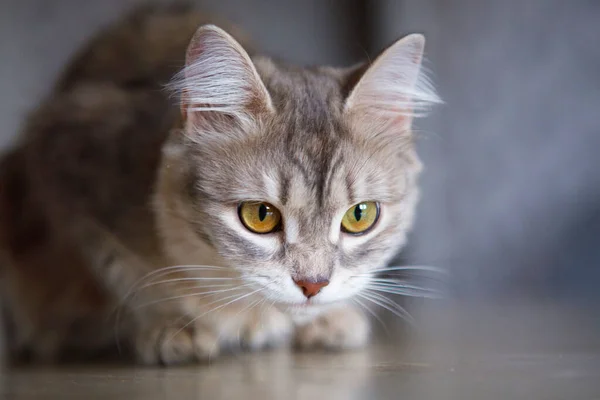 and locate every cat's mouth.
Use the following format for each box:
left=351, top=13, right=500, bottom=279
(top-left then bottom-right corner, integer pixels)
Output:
left=286, top=302, right=316, bottom=309
left=276, top=300, right=337, bottom=319
left=279, top=302, right=324, bottom=321
left=274, top=299, right=321, bottom=311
